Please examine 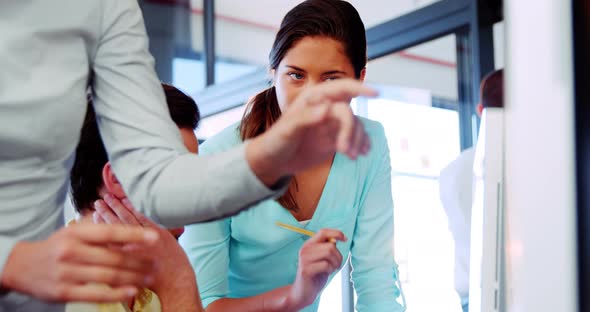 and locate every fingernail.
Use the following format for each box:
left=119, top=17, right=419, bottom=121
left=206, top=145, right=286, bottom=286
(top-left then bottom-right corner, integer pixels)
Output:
left=127, top=287, right=138, bottom=297
left=93, top=200, right=102, bottom=210
left=104, top=194, right=113, bottom=204
left=144, top=229, right=158, bottom=242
